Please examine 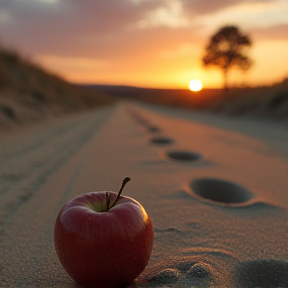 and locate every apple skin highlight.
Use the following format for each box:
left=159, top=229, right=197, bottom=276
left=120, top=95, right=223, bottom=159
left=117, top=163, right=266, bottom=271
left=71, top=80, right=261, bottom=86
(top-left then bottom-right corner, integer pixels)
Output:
left=54, top=191, right=154, bottom=287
